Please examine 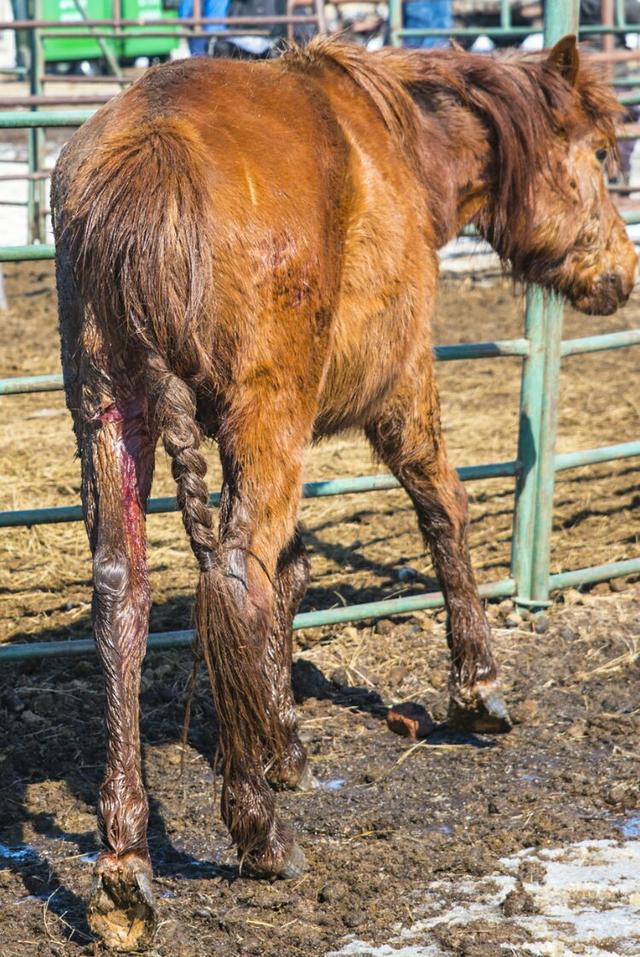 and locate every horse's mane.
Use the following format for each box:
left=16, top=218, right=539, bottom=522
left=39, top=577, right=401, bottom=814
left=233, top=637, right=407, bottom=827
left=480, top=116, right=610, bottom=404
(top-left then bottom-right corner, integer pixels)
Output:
left=283, top=37, right=419, bottom=143
left=284, top=38, right=621, bottom=267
